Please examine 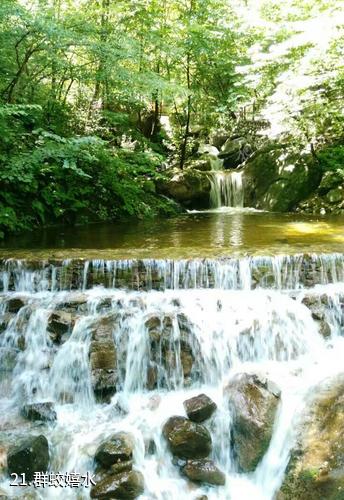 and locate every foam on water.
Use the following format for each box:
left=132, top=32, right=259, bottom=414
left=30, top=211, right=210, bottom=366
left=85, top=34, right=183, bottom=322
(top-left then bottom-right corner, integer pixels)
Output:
left=0, top=262, right=344, bottom=498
